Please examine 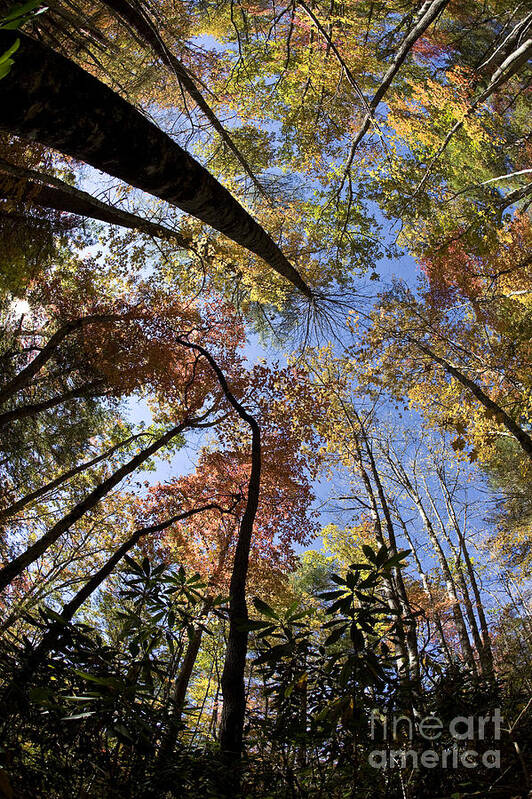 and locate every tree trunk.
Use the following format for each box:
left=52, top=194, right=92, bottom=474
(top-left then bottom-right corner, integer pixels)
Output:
left=344, top=0, right=449, bottom=164
left=0, top=313, right=124, bottom=406
left=437, top=470, right=494, bottom=676
left=0, top=432, right=144, bottom=520
left=413, top=493, right=477, bottom=672
left=1, top=505, right=220, bottom=705
left=0, top=31, right=310, bottom=297
left=414, top=37, right=532, bottom=195
left=0, top=158, right=191, bottom=246
left=413, top=340, right=532, bottom=461
left=349, top=430, right=410, bottom=682
left=421, top=474, right=485, bottom=670
left=99, top=0, right=269, bottom=199
left=0, top=379, right=106, bottom=427
left=358, top=420, right=420, bottom=684
left=394, top=510, right=453, bottom=666
left=0, top=418, right=195, bottom=591
left=156, top=597, right=213, bottom=764
left=176, top=339, right=261, bottom=781
left=387, top=456, right=478, bottom=673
